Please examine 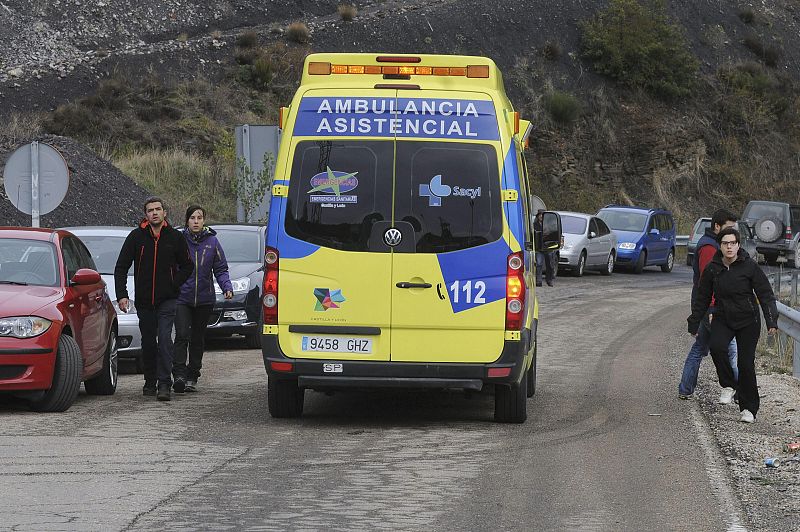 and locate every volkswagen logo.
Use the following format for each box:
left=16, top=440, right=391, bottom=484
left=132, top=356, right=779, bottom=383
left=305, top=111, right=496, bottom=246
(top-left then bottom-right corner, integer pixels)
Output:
left=383, top=228, right=403, bottom=247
